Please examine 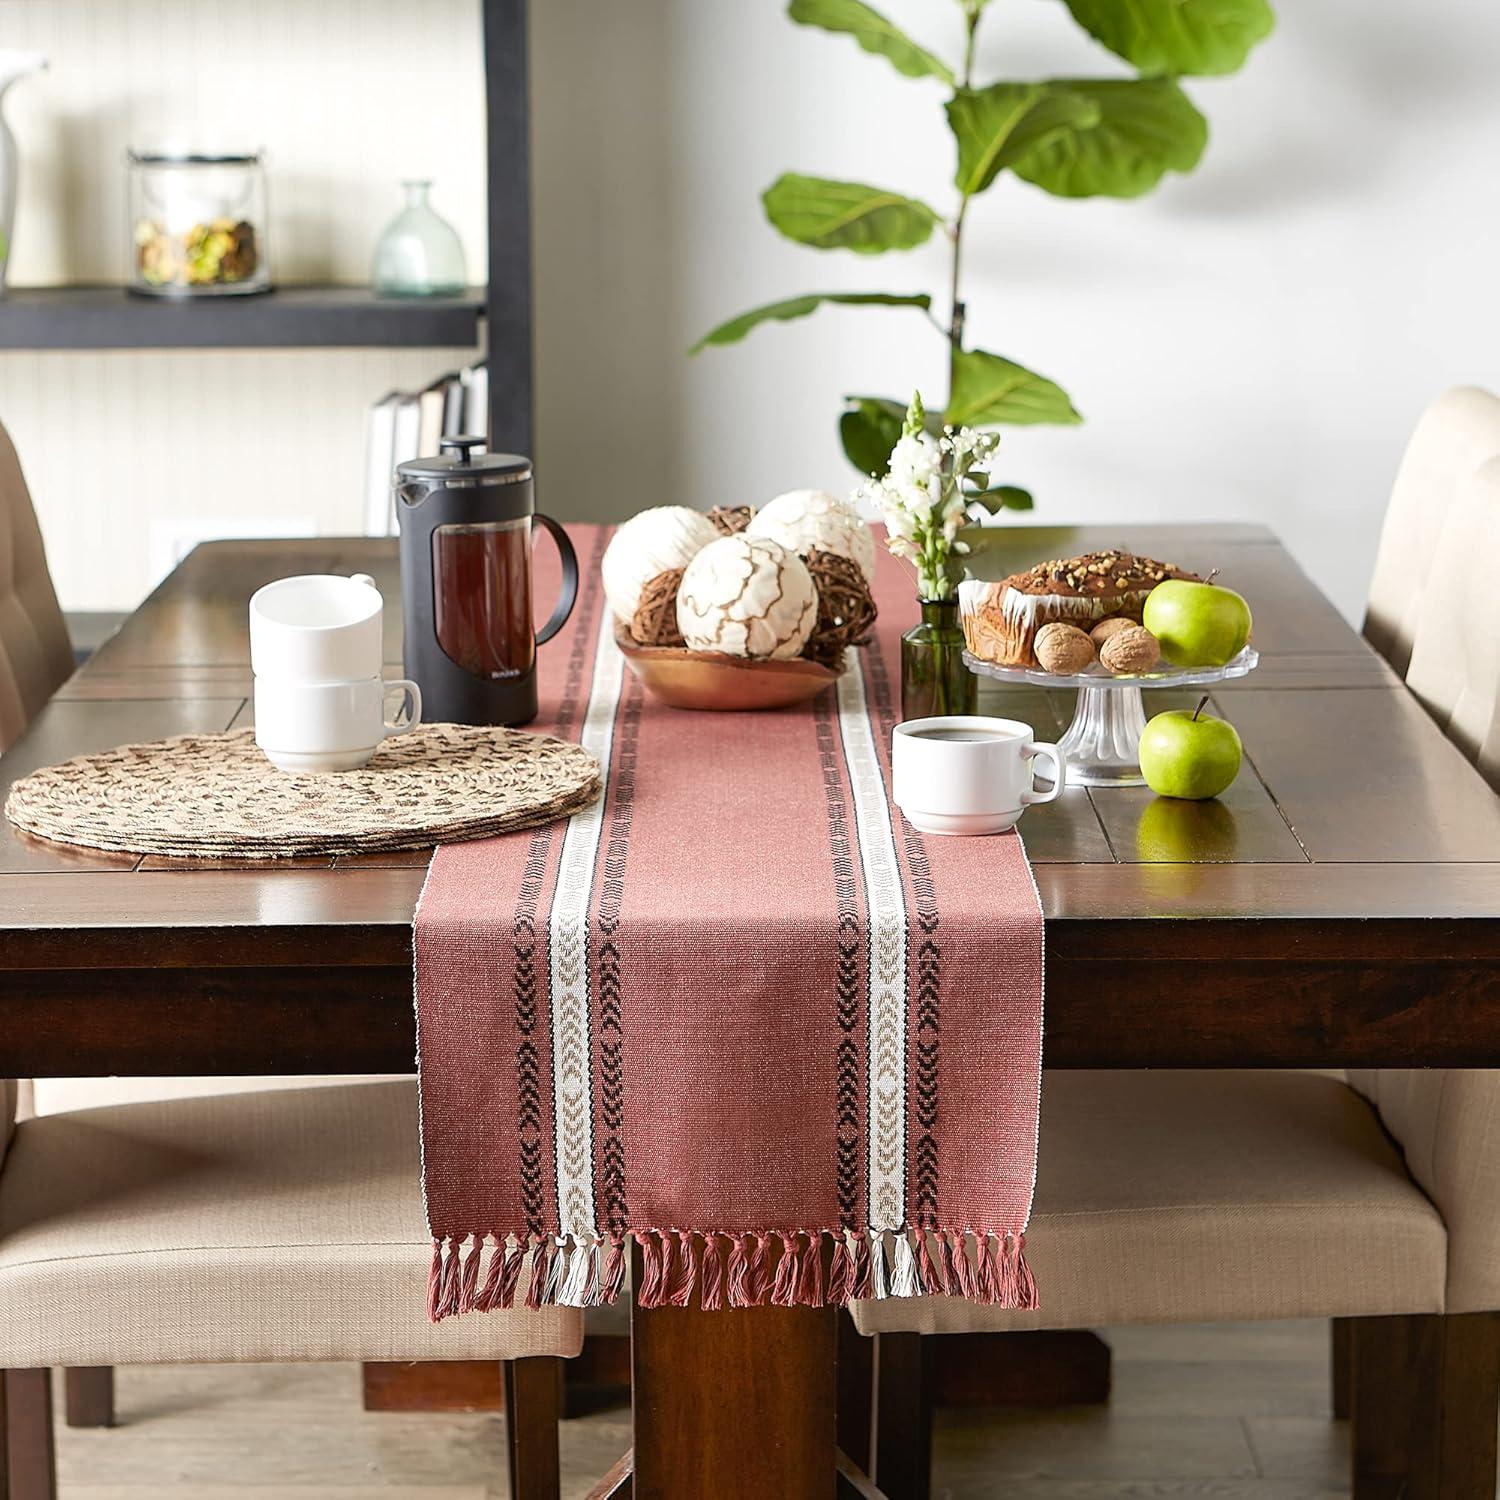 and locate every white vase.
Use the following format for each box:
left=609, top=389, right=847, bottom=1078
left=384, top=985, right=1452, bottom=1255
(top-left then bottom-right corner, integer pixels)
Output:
left=0, top=51, right=47, bottom=296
